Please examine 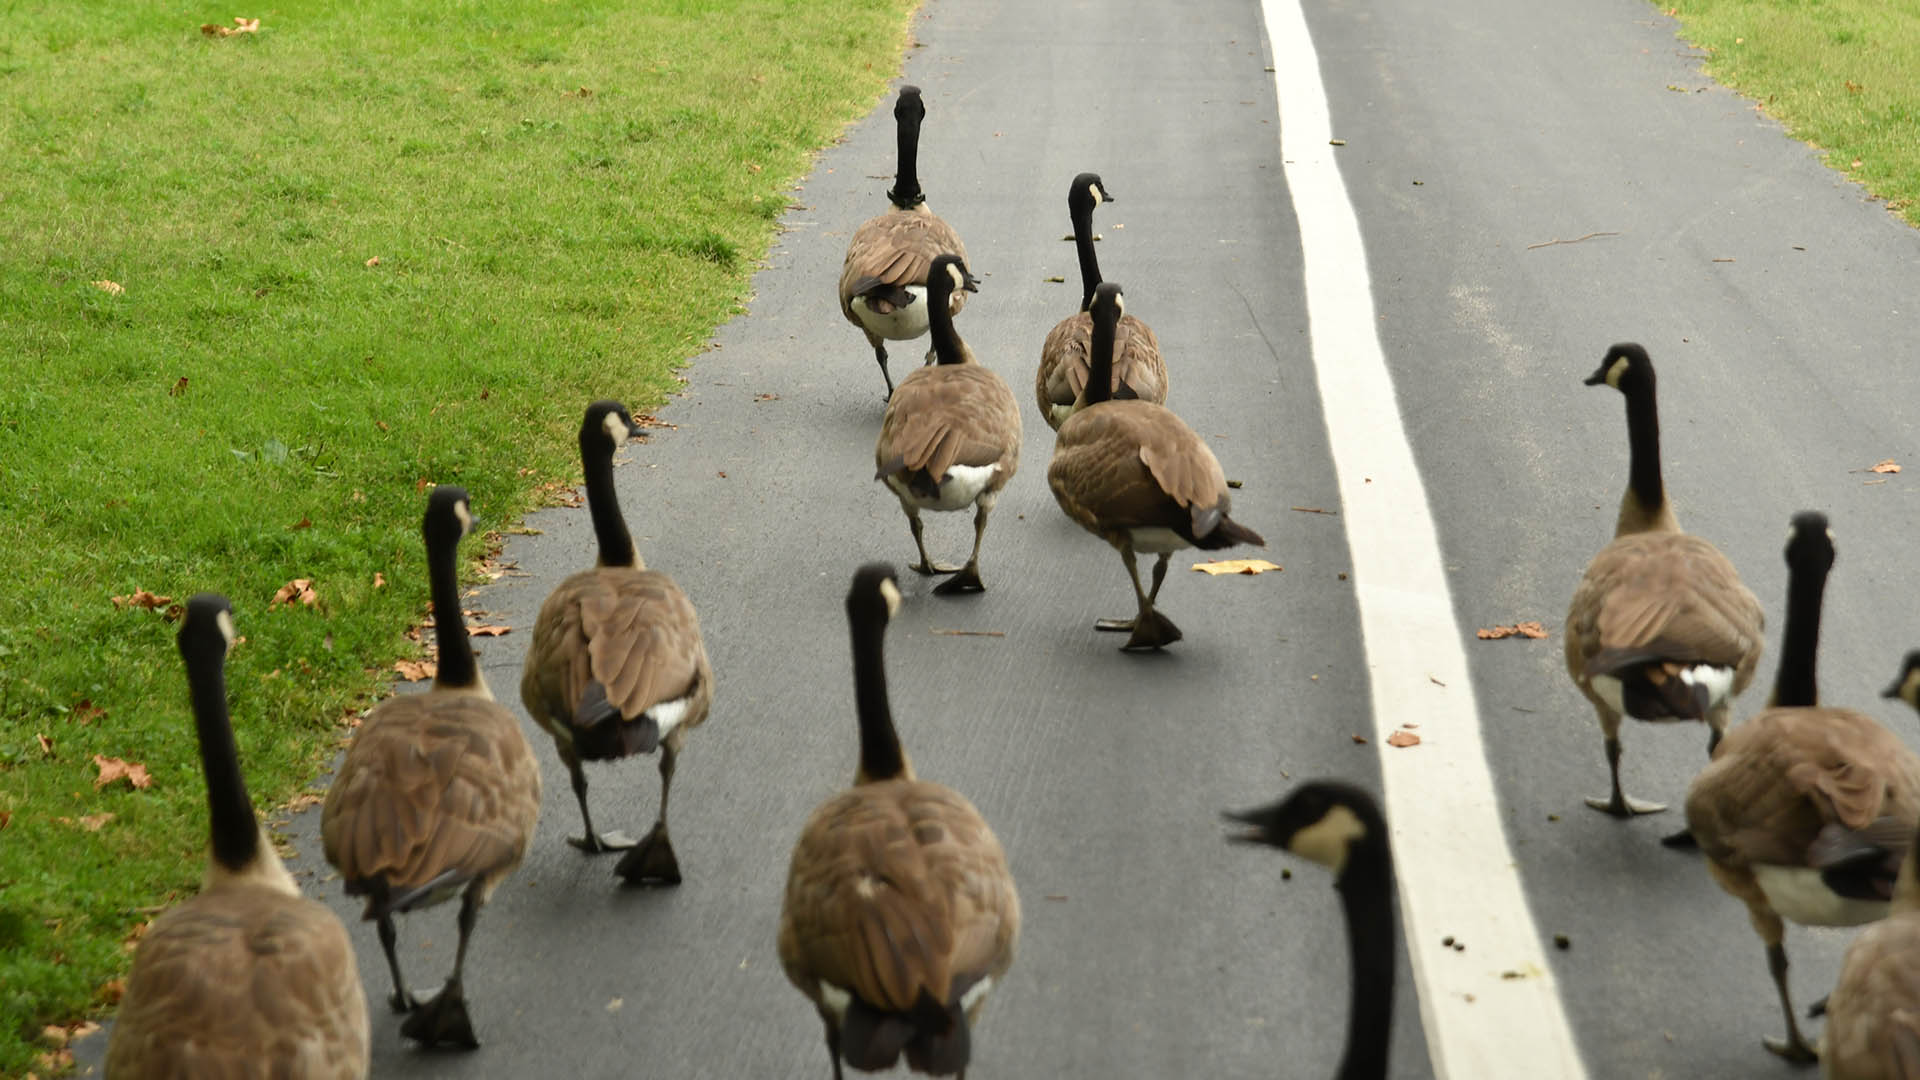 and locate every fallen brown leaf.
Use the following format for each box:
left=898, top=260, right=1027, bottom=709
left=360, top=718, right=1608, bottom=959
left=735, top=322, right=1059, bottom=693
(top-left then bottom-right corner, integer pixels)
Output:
left=635, top=414, right=677, bottom=430
left=0, top=810, right=11, bottom=830
left=1870, top=459, right=1901, bottom=474
left=112, top=589, right=173, bottom=612
left=75, top=813, right=115, bottom=832
left=1351, top=734, right=1368, bottom=744
left=271, top=579, right=318, bottom=607
left=394, top=658, right=436, bottom=681
left=288, top=517, right=313, bottom=531
left=1386, top=731, right=1421, bottom=748
left=372, top=572, right=386, bottom=588
left=364, top=256, right=381, bottom=268
left=168, top=376, right=189, bottom=397
left=1478, top=621, right=1548, bottom=640
left=36, top=734, right=53, bottom=757
left=70, top=699, right=106, bottom=725
left=99, top=977, right=126, bottom=1005
left=1192, top=559, right=1282, bottom=575
left=200, top=16, right=260, bottom=36
left=467, top=624, right=512, bottom=637
left=93, top=755, right=154, bottom=791
left=91, top=280, right=125, bottom=296
left=754, top=393, right=780, bottom=402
